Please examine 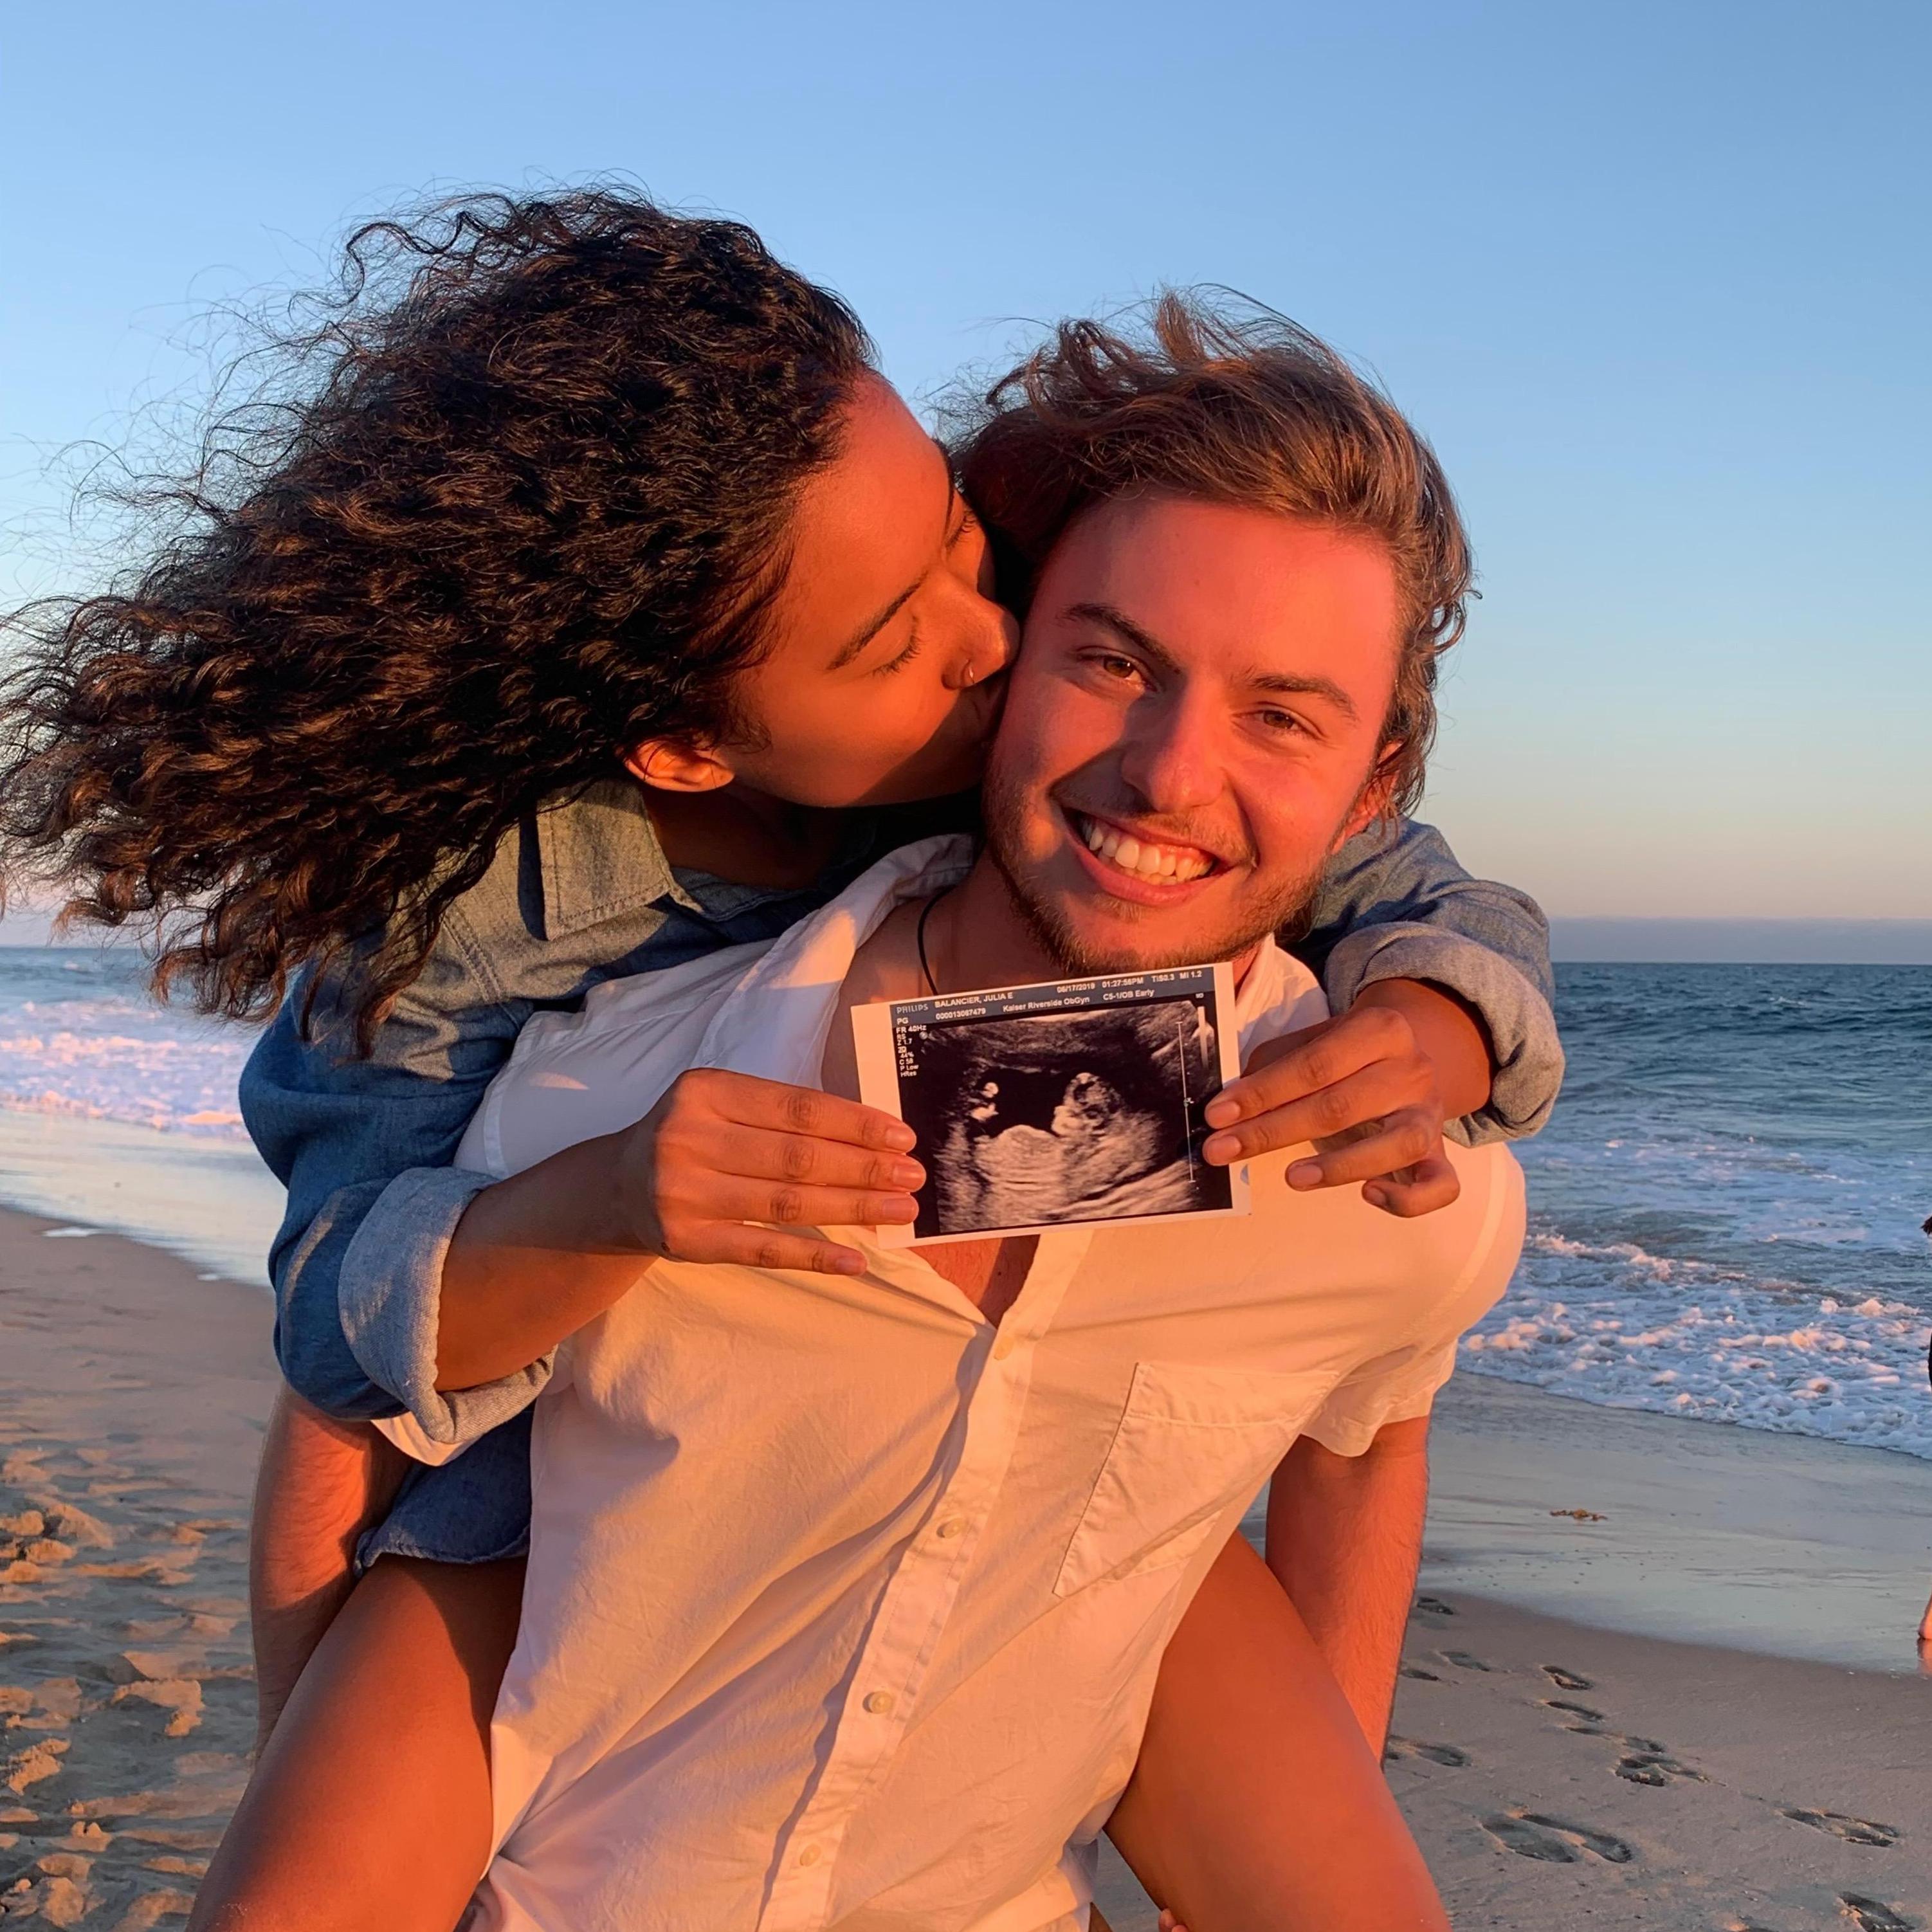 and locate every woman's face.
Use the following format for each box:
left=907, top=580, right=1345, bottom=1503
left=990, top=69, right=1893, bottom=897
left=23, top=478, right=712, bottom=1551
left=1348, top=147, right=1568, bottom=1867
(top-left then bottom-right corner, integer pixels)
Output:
left=686, top=374, right=1019, bottom=808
